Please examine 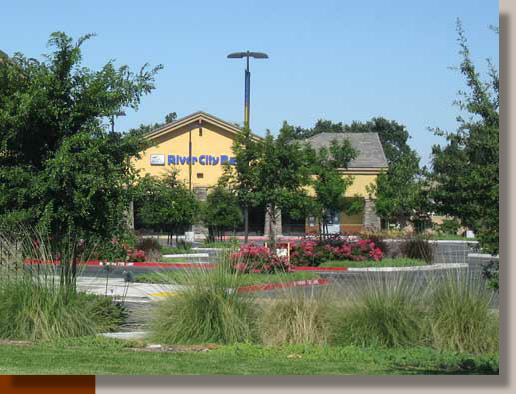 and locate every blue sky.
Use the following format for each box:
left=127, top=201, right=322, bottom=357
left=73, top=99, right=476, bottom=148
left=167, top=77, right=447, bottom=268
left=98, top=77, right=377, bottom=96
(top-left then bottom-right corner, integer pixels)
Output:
left=1, top=0, right=498, bottom=166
